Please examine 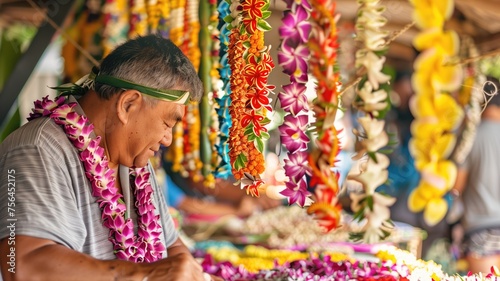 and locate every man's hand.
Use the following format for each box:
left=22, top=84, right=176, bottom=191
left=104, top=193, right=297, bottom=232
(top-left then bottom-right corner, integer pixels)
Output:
left=0, top=235, right=212, bottom=281
left=144, top=252, right=206, bottom=281
left=209, top=274, right=223, bottom=281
